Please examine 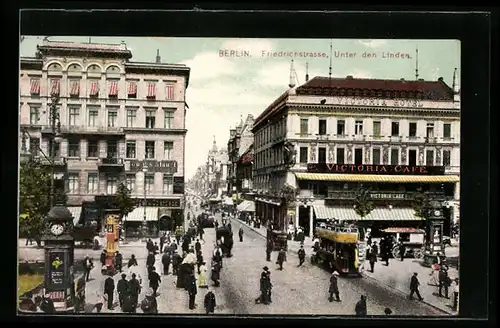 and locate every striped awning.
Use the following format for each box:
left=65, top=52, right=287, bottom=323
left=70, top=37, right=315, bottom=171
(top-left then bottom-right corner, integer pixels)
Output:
left=313, top=205, right=423, bottom=221
left=237, top=200, right=255, bottom=212
left=67, top=206, right=82, bottom=225
left=295, top=172, right=459, bottom=183
left=123, top=207, right=159, bottom=222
